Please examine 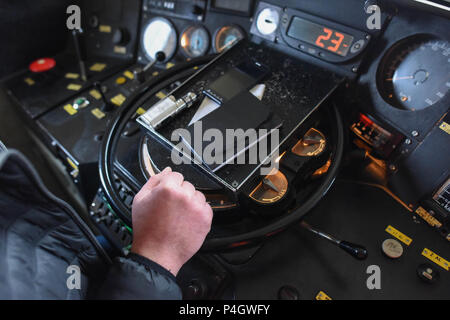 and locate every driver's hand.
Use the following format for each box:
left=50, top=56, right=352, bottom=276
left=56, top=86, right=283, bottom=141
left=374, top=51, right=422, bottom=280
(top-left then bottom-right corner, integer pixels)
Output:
left=131, top=167, right=213, bottom=276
